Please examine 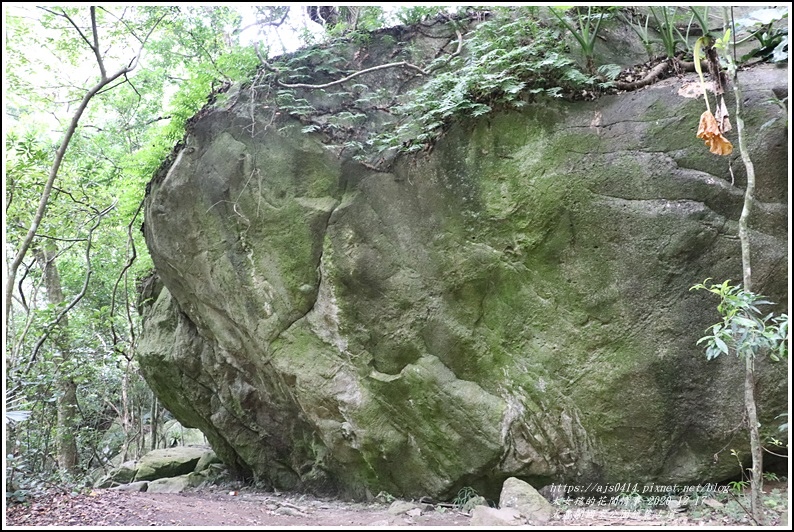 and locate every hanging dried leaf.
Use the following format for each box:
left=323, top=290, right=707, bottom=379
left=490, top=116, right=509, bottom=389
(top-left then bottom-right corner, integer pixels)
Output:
left=696, top=111, right=733, bottom=156
left=715, top=96, right=732, bottom=133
